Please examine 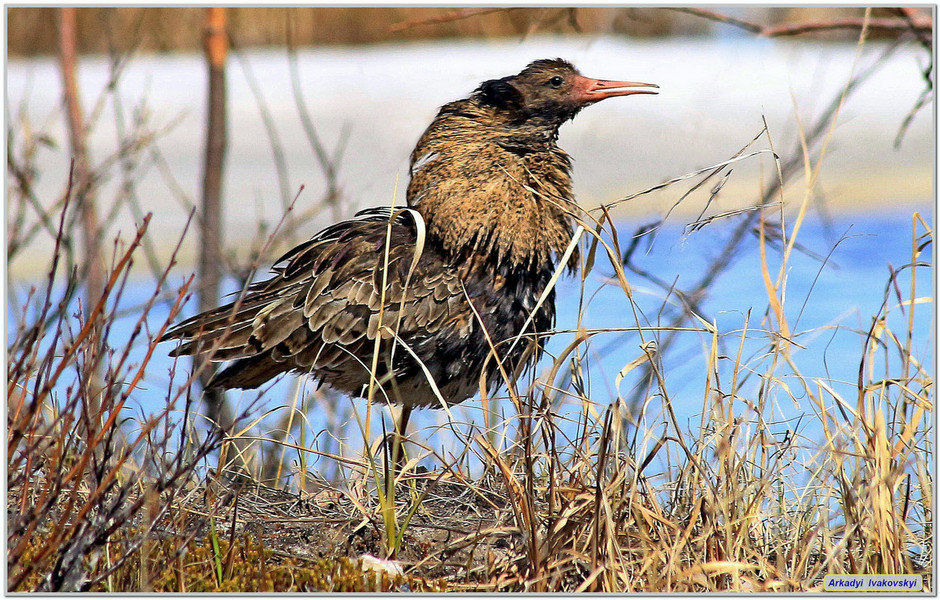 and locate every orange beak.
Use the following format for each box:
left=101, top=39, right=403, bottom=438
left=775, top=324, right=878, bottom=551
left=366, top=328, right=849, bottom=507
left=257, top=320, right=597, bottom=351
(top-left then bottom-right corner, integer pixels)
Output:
left=574, top=75, right=659, bottom=104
